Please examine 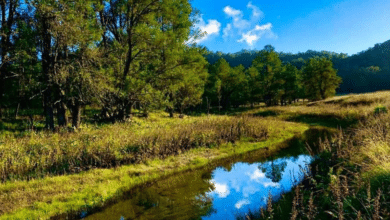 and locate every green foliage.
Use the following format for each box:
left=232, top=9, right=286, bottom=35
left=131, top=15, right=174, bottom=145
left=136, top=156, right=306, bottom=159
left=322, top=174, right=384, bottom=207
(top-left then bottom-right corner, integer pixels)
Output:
left=302, top=57, right=342, bottom=101
left=250, top=47, right=285, bottom=106
left=374, top=105, right=387, bottom=115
